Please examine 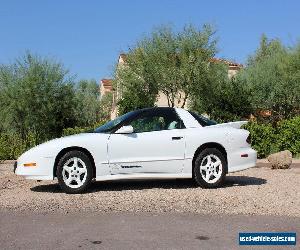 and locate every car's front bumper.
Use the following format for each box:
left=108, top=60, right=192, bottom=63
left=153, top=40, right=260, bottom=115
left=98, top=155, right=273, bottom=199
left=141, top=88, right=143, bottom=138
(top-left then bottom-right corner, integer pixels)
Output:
left=13, top=161, right=17, bottom=173
left=15, top=156, right=55, bottom=180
